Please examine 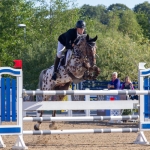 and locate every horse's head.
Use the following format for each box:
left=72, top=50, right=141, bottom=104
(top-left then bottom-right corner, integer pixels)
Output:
left=74, top=34, right=98, bottom=68
left=74, top=34, right=100, bottom=80
left=86, top=34, right=97, bottom=67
